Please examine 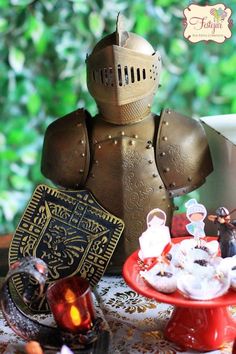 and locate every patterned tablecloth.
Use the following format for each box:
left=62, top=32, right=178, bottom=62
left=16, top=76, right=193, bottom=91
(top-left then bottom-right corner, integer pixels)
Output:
left=0, top=276, right=234, bottom=354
